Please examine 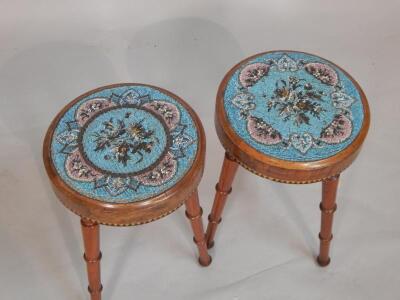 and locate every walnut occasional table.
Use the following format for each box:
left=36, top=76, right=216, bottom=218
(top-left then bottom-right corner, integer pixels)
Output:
left=206, top=51, right=370, bottom=266
left=43, top=84, right=211, bottom=300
